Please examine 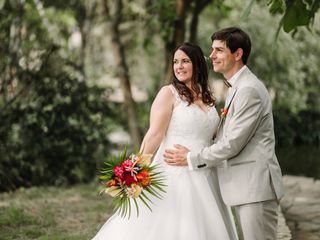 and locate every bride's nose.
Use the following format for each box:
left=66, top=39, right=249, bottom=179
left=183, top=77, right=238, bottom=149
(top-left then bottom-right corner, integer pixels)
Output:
left=178, top=62, right=184, bottom=68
